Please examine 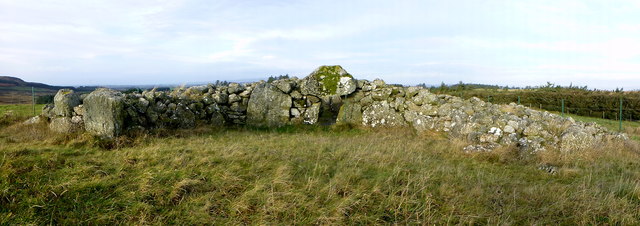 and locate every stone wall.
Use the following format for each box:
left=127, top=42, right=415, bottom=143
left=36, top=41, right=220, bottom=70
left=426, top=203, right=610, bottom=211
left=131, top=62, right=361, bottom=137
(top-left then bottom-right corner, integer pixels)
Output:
left=36, top=65, right=627, bottom=152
